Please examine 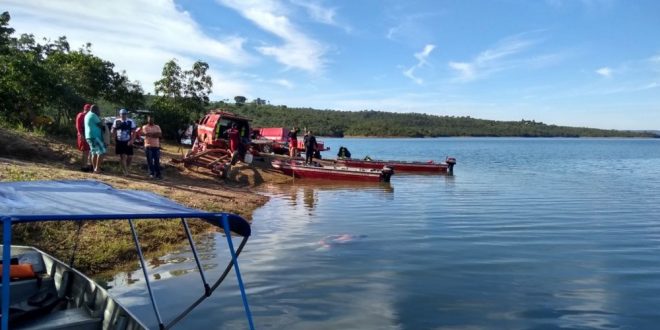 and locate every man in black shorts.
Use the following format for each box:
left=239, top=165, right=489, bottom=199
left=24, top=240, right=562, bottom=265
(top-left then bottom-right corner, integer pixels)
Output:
left=111, top=109, right=136, bottom=175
